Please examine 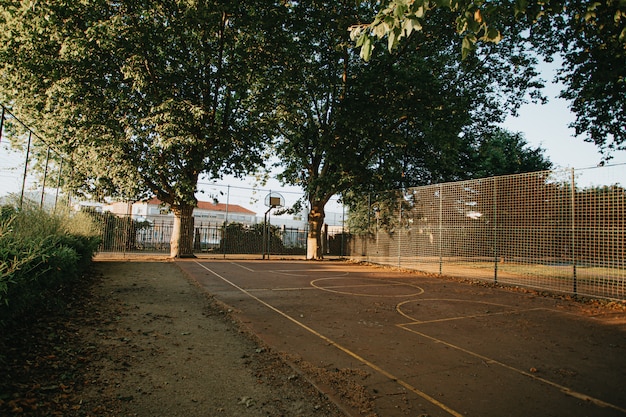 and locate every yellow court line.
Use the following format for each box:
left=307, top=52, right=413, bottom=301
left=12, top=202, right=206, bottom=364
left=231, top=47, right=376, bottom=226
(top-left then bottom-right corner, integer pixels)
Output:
left=398, top=323, right=626, bottom=414
left=271, top=286, right=318, bottom=291
left=399, top=307, right=547, bottom=325
left=395, top=298, right=547, bottom=324
left=310, top=277, right=425, bottom=297
left=193, top=261, right=463, bottom=417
